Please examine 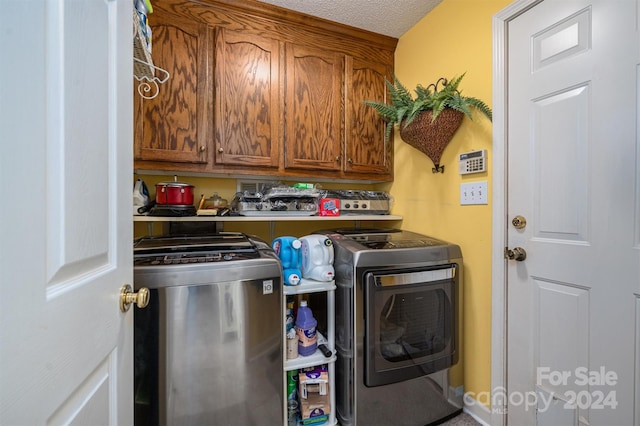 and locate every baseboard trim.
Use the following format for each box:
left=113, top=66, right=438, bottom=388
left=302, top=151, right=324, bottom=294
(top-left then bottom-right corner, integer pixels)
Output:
left=463, top=394, right=492, bottom=426
left=448, top=385, right=464, bottom=408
